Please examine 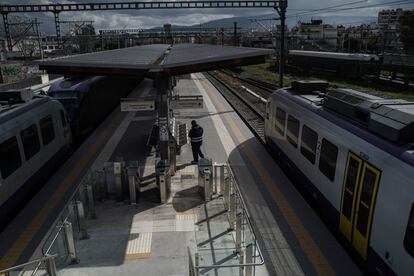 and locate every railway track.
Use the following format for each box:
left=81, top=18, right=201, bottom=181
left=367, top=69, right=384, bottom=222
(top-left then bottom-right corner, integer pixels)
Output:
left=204, top=71, right=266, bottom=142
left=220, top=69, right=278, bottom=97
